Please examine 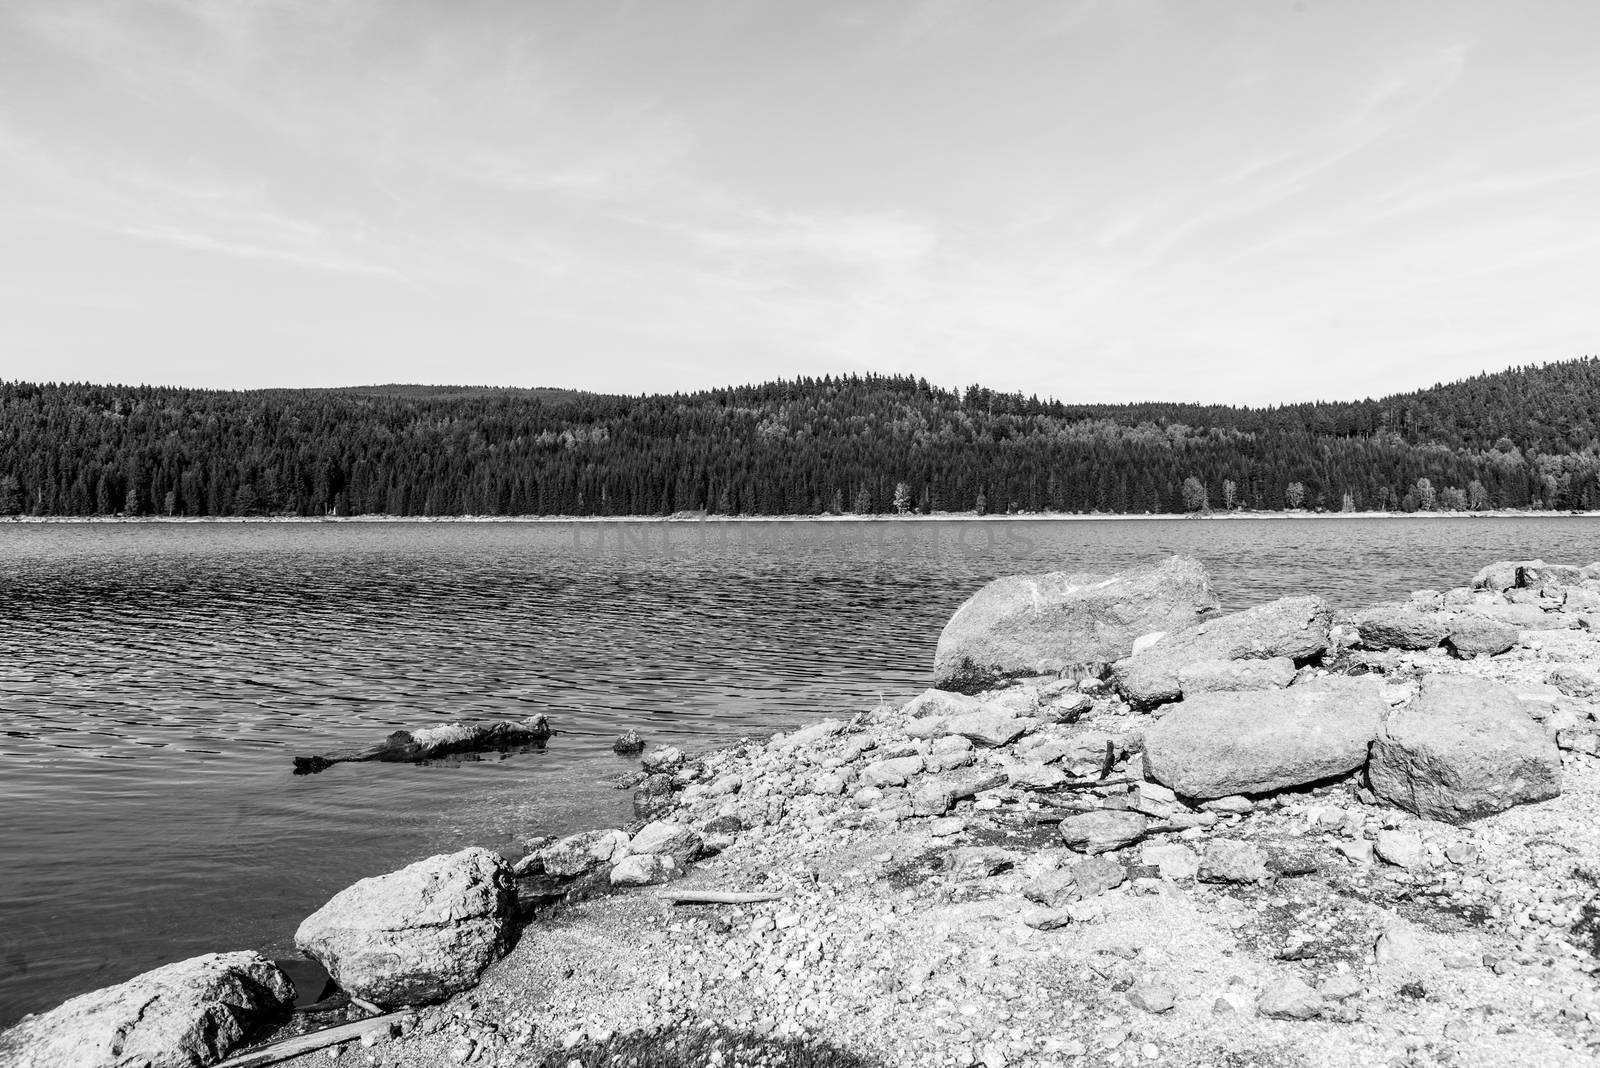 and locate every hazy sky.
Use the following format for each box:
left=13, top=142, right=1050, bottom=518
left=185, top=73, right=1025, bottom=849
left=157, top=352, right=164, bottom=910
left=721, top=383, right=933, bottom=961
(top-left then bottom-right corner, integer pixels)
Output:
left=3, top=1, right=1598, bottom=402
